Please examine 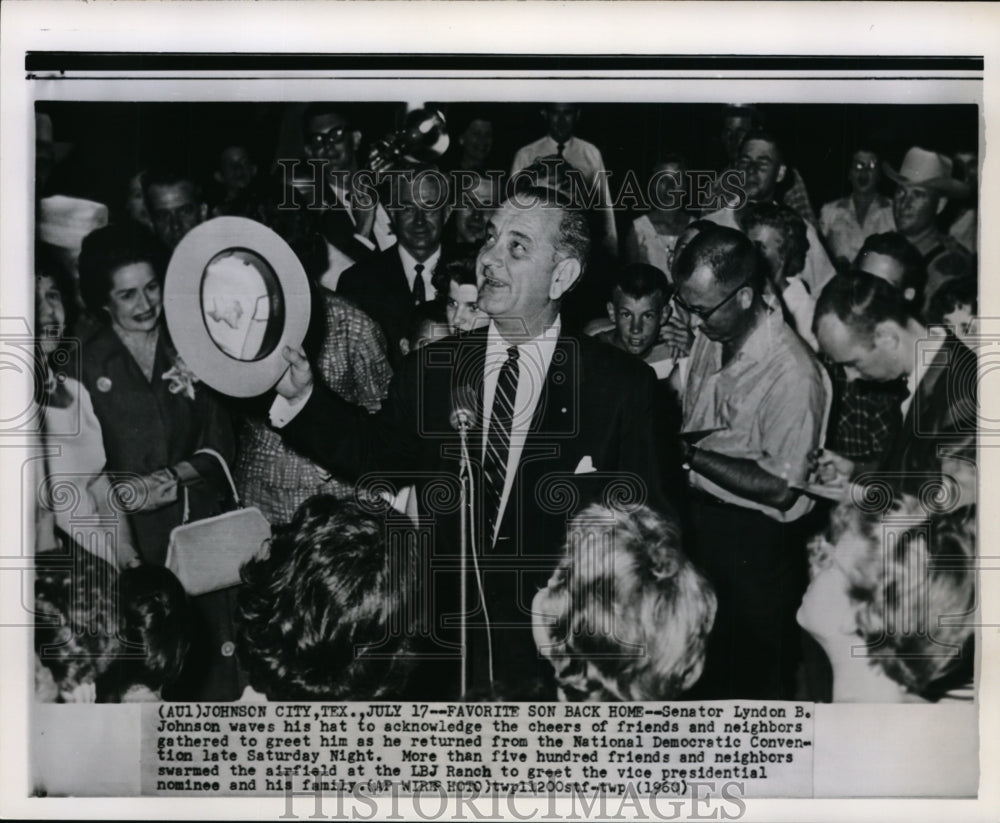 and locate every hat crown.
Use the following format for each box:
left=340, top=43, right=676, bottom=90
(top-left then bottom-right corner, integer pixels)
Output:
left=897, top=147, right=952, bottom=185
